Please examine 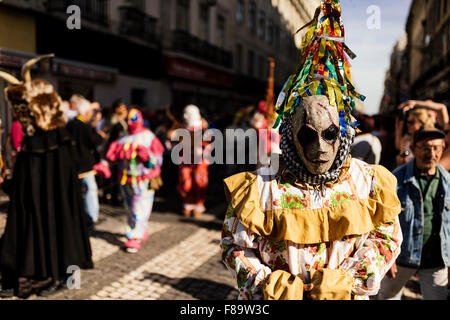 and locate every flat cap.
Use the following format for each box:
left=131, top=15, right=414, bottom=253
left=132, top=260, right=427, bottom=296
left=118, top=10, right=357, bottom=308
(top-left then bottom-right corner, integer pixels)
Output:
left=413, top=125, right=446, bottom=145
